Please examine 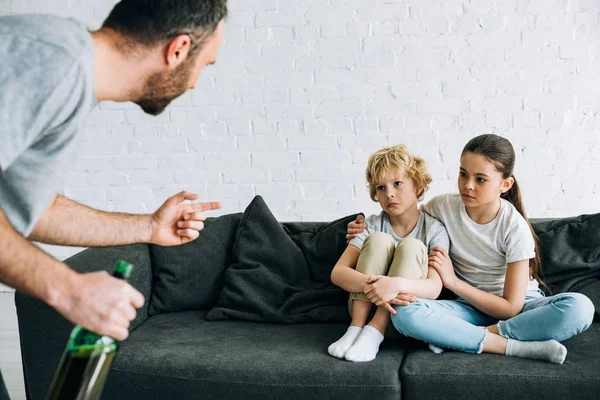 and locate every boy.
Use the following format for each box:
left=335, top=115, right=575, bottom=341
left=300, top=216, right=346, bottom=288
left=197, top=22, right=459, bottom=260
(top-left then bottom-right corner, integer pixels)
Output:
left=329, top=145, right=449, bottom=362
